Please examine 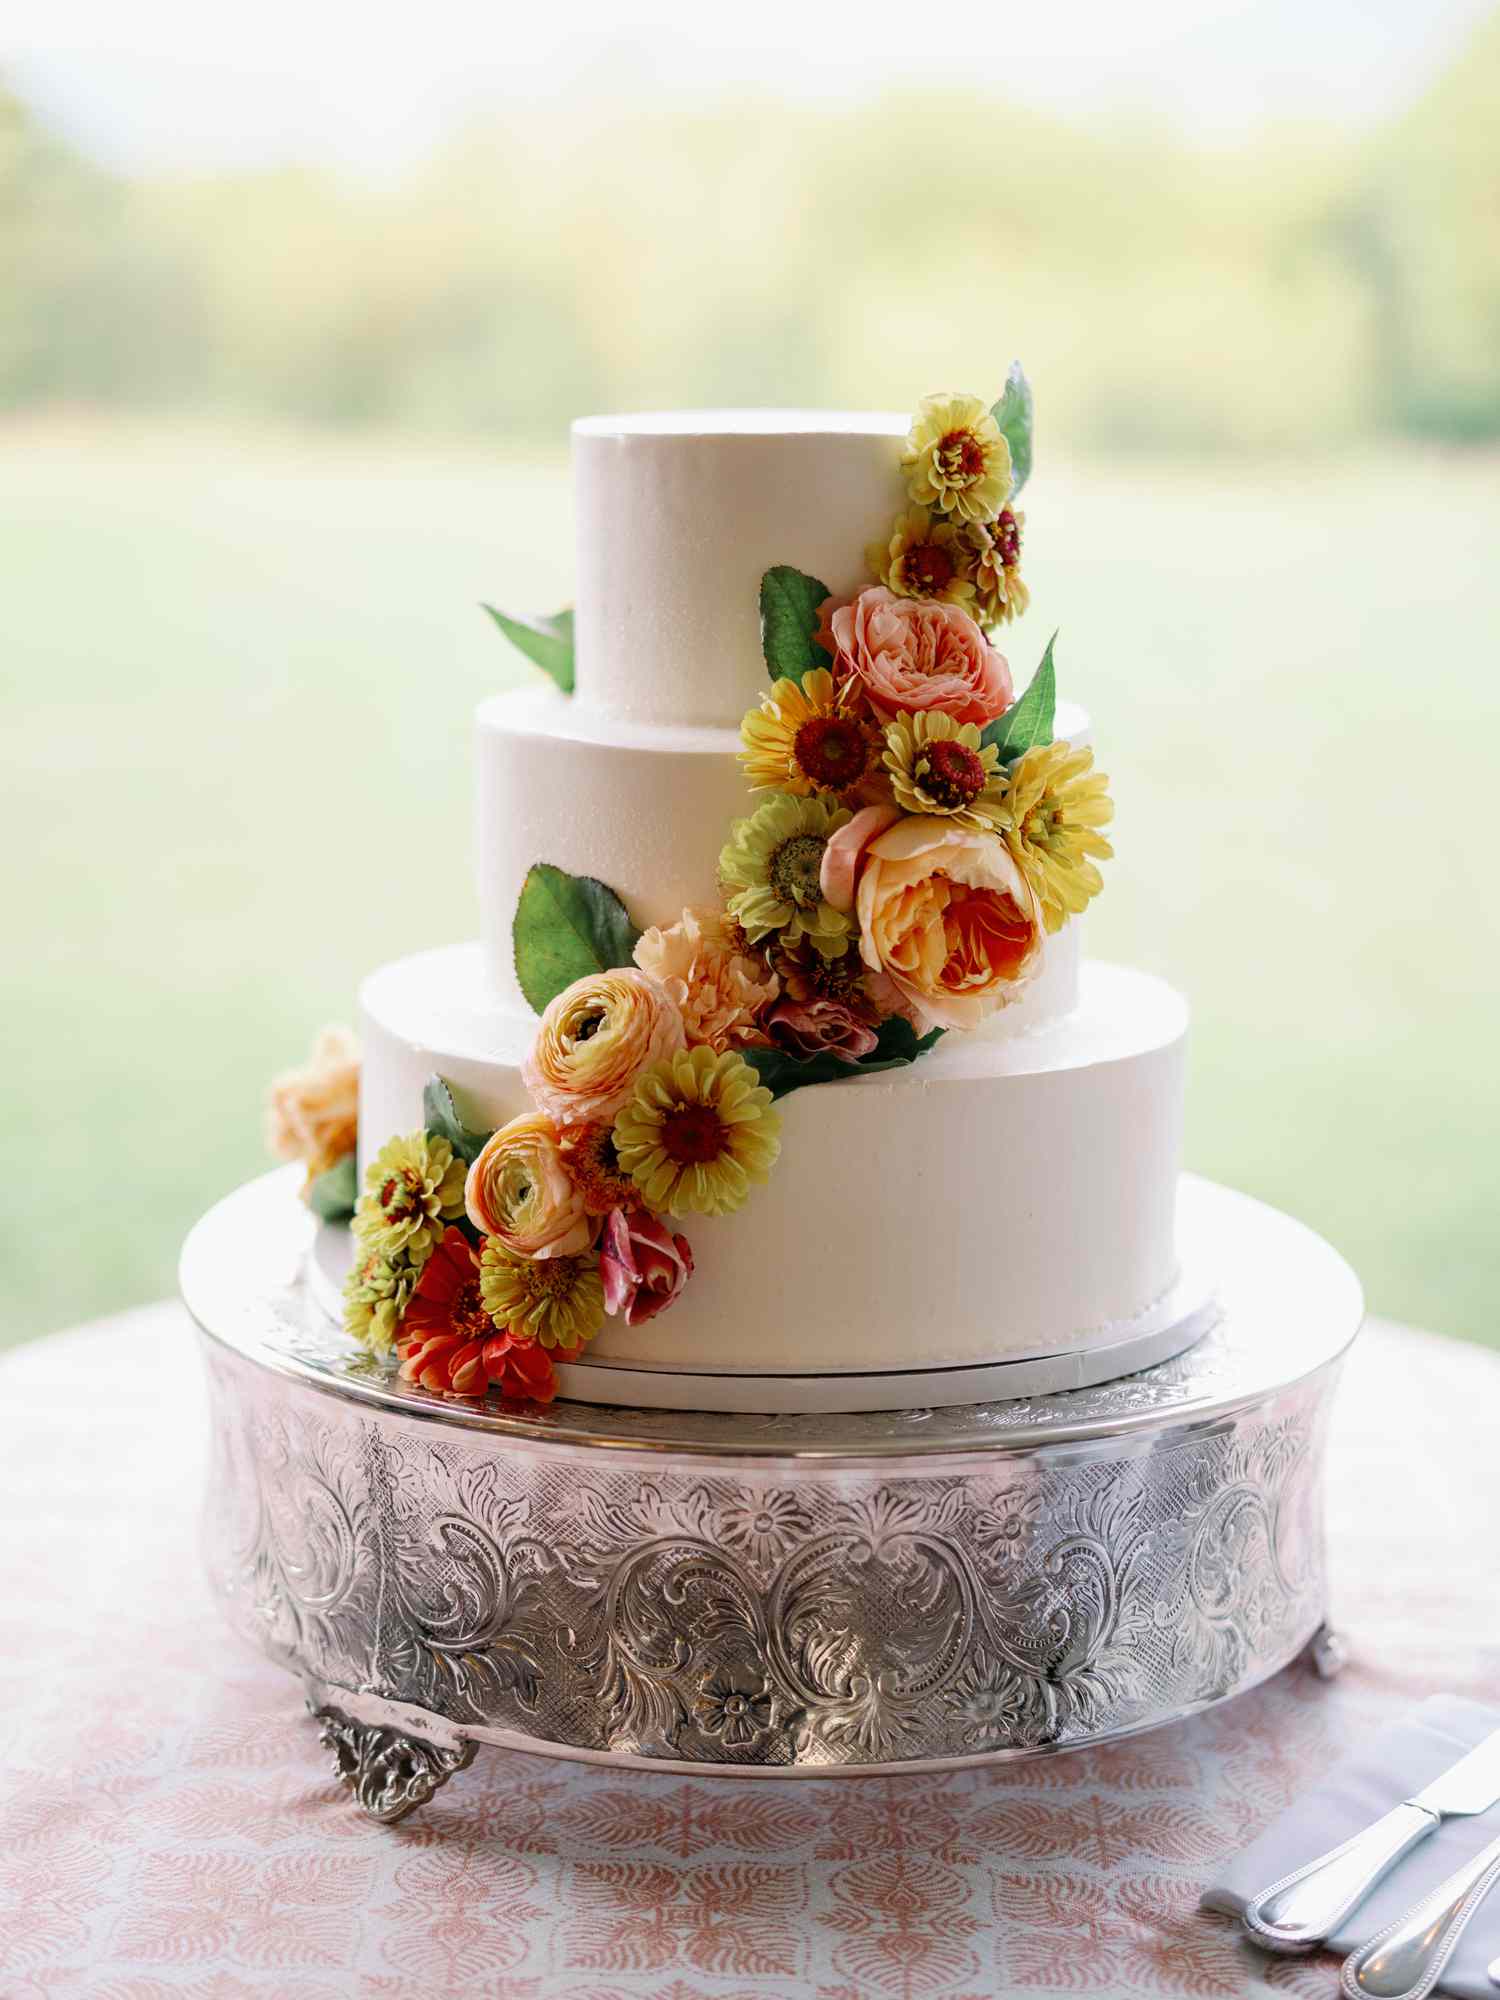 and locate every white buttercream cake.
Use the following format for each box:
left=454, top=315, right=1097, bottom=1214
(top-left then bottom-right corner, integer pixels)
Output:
left=349, top=405, right=1190, bottom=1388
